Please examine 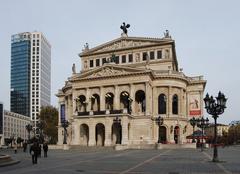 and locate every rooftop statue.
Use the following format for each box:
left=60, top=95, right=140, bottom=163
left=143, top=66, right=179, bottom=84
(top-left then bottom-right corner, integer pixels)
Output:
left=120, top=22, right=130, bottom=35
